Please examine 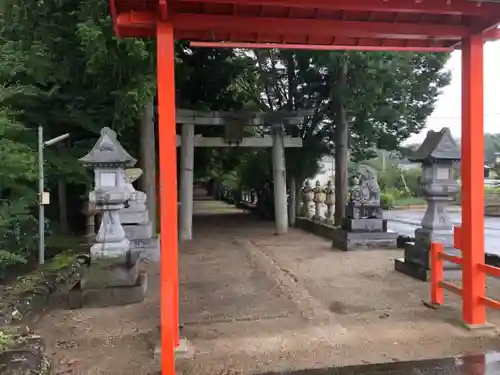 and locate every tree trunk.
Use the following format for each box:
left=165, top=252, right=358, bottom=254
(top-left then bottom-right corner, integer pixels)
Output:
left=58, top=177, right=68, bottom=233
left=57, top=142, right=68, bottom=233
left=334, top=54, right=349, bottom=226
left=139, top=101, right=157, bottom=231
